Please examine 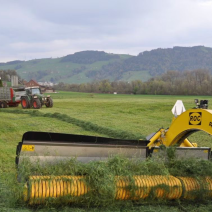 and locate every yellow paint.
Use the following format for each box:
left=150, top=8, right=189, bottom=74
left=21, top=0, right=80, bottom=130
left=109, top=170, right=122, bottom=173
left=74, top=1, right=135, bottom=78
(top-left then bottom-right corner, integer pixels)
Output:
left=163, top=109, right=212, bottom=146
left=147, top=130, right=162, bottom=147
left=180, top=138, right=194, bottom=147
left=22, top=145, right=35, bottom=152
left=24, top=175, right=212, bottom=204
left=147, top=109, right=212, bottom=147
